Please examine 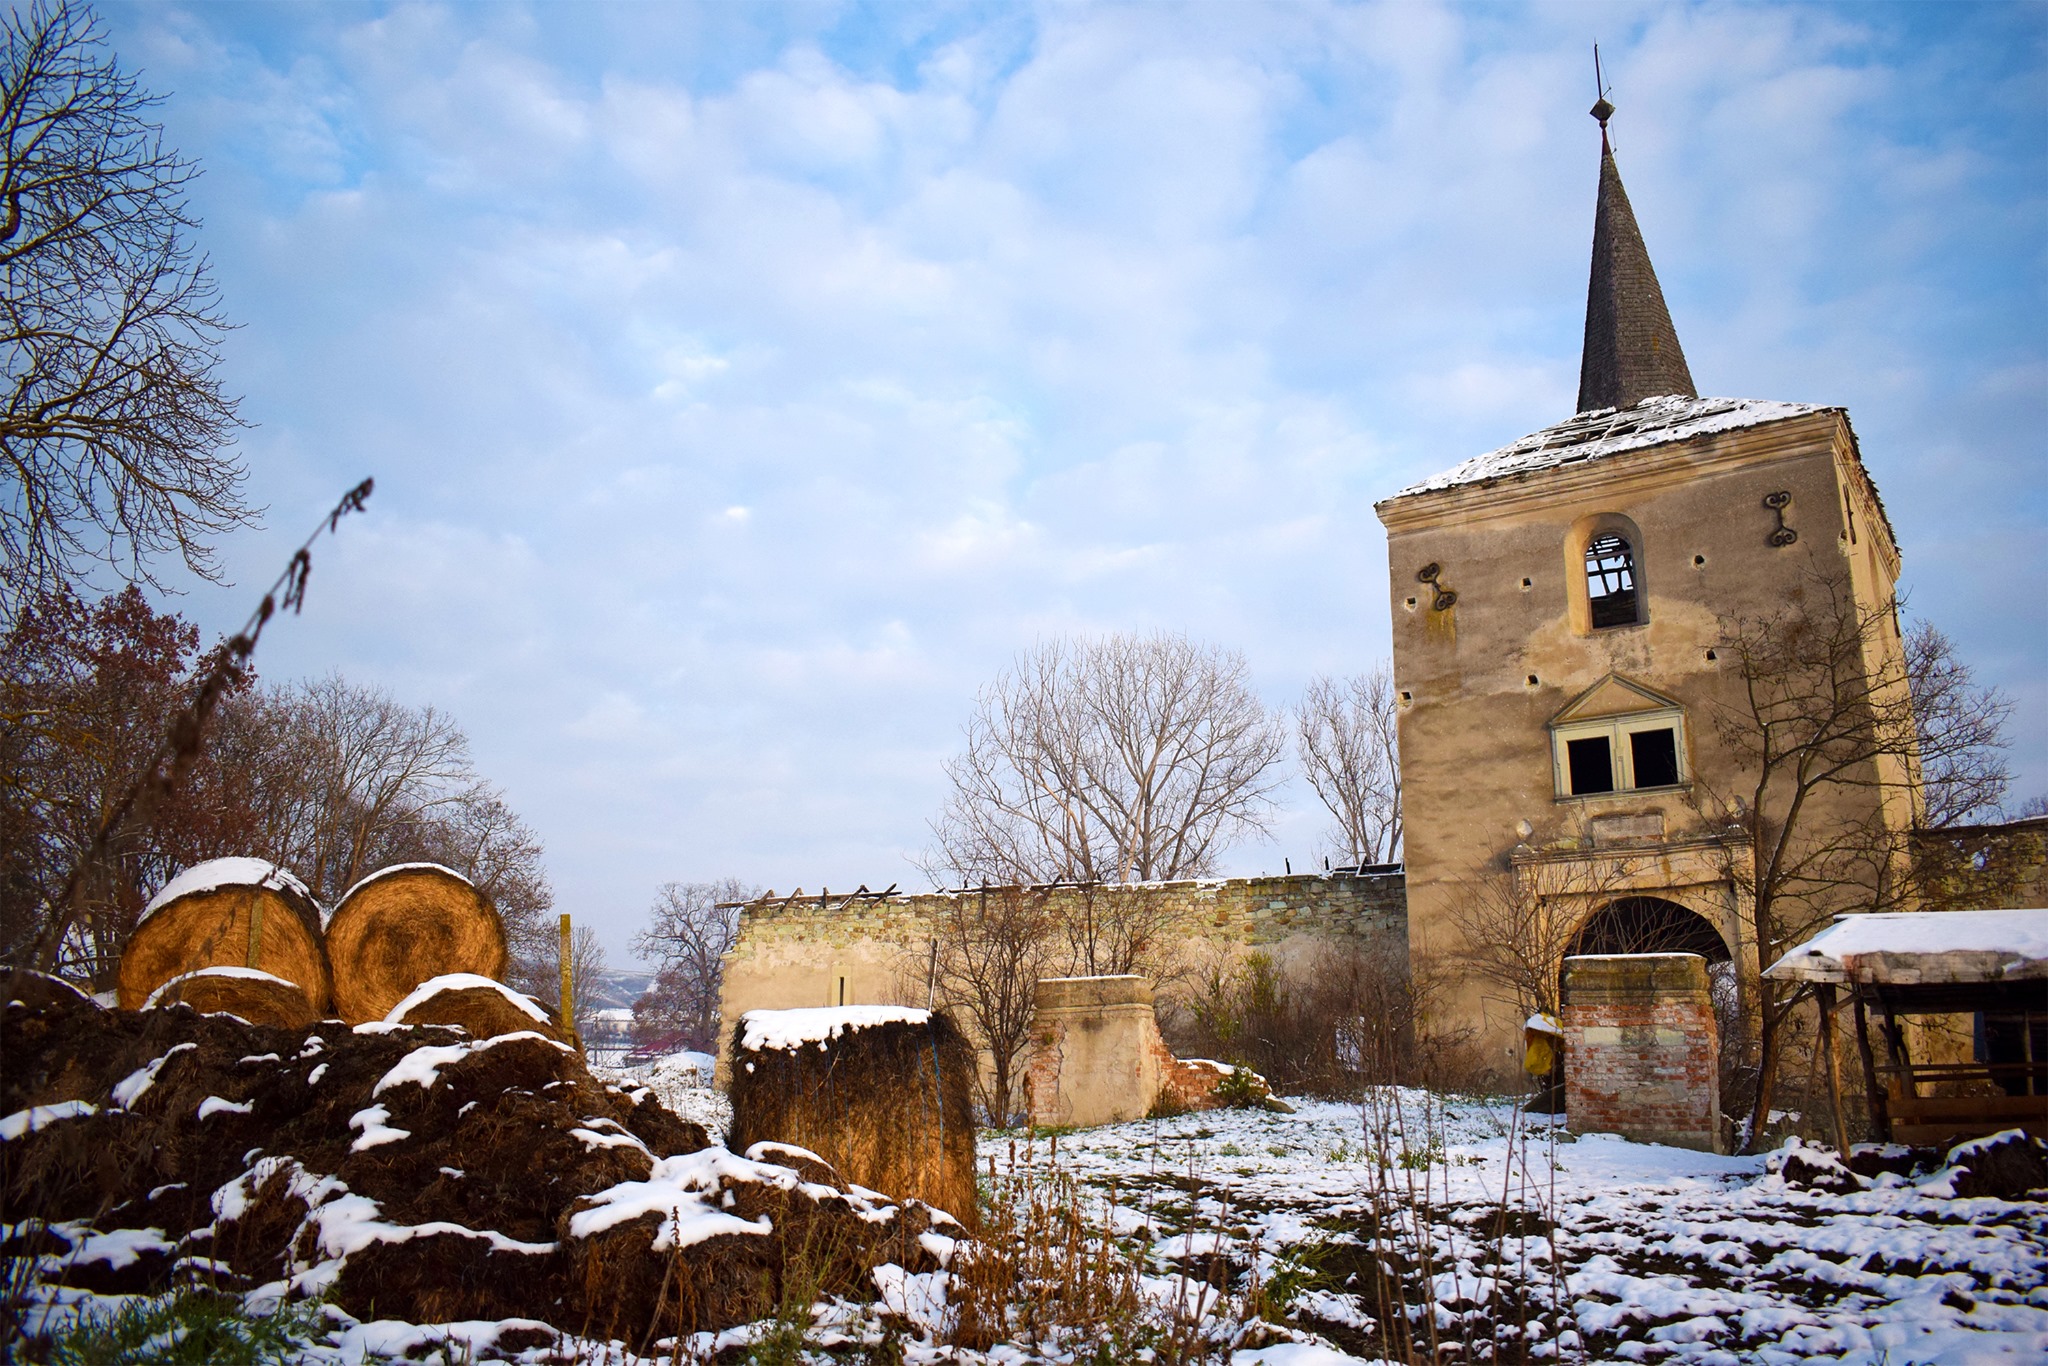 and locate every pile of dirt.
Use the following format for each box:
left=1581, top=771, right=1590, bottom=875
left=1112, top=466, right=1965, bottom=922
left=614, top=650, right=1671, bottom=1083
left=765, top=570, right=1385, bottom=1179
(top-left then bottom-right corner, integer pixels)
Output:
left=2, top=982, right=958, bottom=1343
